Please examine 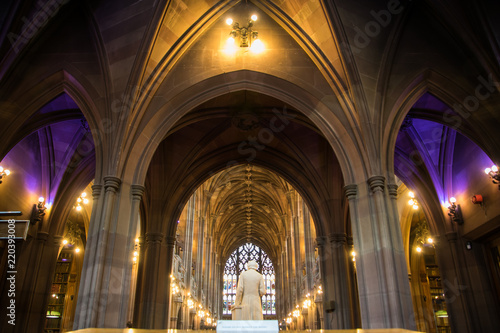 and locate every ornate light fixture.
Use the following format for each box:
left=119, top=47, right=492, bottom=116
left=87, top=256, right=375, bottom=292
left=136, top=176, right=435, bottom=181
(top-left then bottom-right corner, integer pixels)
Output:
left=74, top=192, right=89, bottom=211
left=0, top=166, right=11, bottom=184
left=408, top=191, right=419, bottom=210
left=226, top=15, right=264, bottom=52
left=484, top=165, right=499, bottom=189
left=445, top=197, right=463, bottom=225
left=32, top=196, right=48, bottom=225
